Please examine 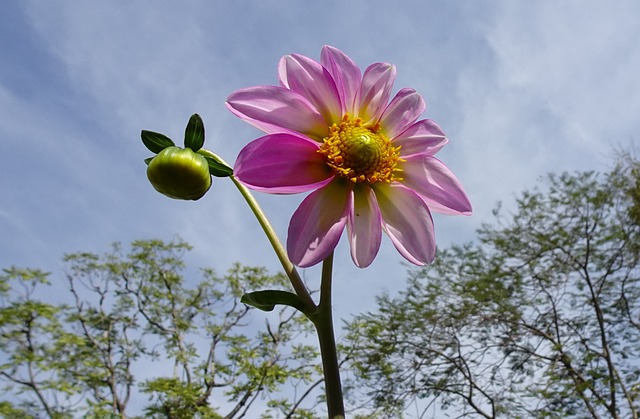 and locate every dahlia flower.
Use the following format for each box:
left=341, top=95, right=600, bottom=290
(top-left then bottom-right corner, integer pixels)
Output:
left=227, top=46, right=471, bottom=268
